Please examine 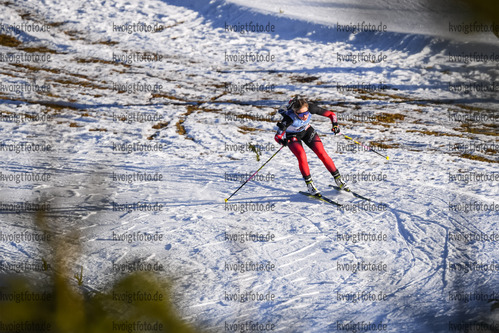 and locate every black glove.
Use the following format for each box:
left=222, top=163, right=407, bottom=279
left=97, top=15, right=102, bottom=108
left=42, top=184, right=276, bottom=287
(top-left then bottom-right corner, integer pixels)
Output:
left=332, top=123, right=340, bottom=135
left=274, top=132, right=287, bottom=146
